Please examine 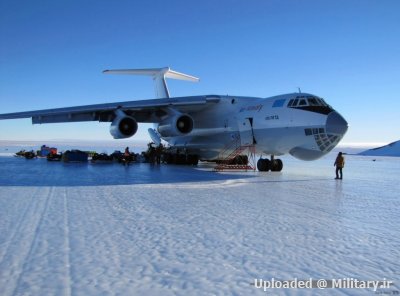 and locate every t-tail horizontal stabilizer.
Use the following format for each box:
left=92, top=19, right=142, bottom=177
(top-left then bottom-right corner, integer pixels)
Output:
left=103, top=67, right=199, bottom=99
